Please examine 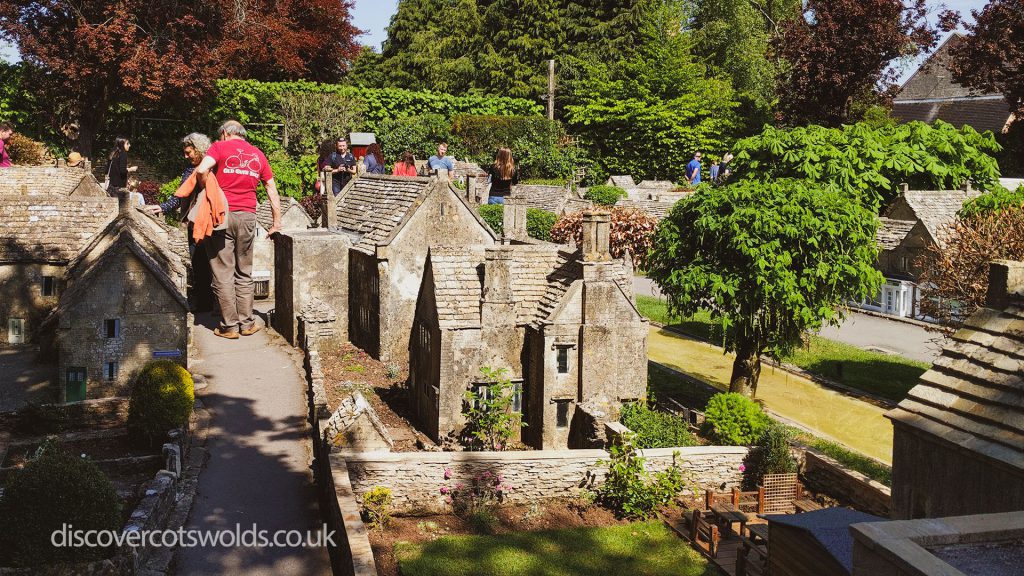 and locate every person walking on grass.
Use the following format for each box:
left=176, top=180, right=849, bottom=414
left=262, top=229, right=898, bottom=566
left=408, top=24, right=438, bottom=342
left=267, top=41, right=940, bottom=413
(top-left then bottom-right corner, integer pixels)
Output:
left=194, top=120, right=282, bottom=339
